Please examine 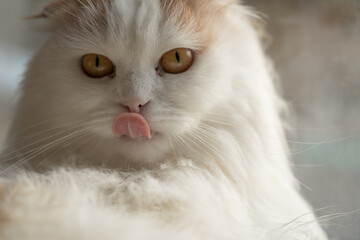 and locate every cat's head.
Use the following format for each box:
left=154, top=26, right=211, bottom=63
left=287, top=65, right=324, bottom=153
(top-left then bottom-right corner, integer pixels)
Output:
left=14, top=0, right=260, bottom=163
